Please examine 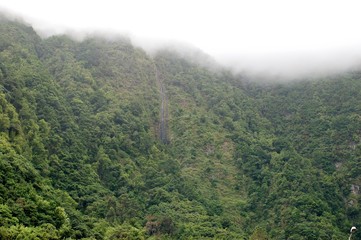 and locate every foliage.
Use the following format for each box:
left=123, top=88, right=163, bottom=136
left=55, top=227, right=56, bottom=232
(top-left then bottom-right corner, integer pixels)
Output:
left=0, top=15, right=359, bottom=239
